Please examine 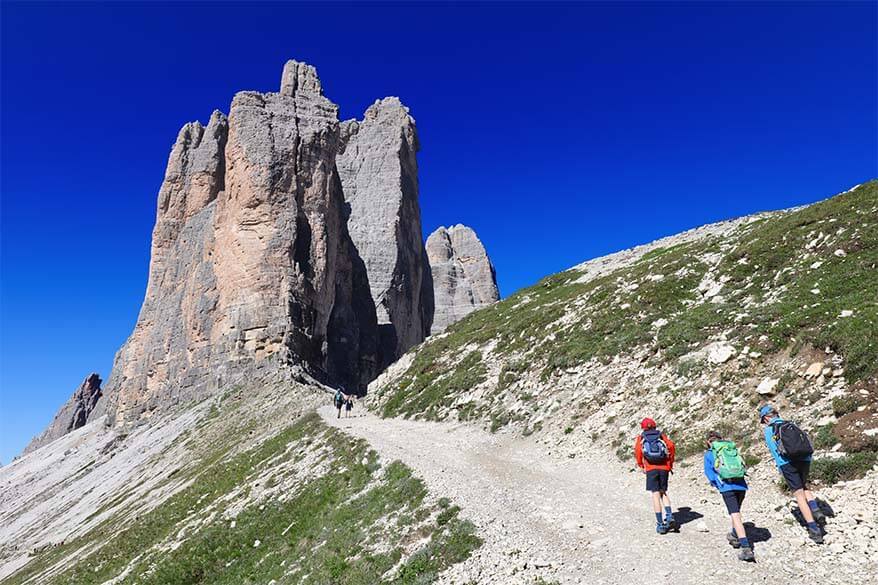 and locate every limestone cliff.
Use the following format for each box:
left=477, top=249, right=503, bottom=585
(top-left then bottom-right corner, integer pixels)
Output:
left=337, top=98, right=433, bottom=365
left=92, top=61, right=379, bottom=427
left=426, top=225, right=500, bottom=334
